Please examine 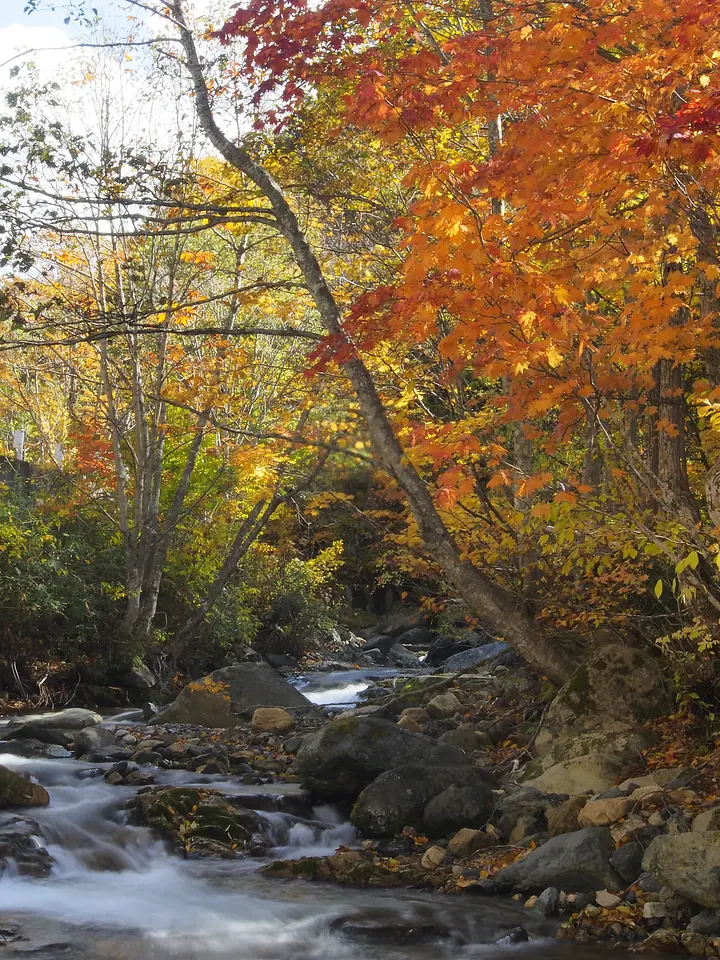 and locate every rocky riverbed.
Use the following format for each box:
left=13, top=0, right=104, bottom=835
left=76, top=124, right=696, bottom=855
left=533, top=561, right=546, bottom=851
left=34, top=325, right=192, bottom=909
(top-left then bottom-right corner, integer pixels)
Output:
left=1, top=639, right=720, bottom=958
